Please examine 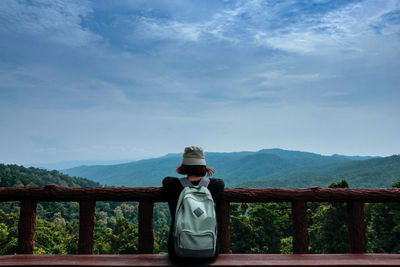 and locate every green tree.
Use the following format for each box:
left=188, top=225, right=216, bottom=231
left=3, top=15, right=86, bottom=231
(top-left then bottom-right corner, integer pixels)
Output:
left=110, top=218, right=138, bottom=254
left=94, top=223, right=112, bottom=254
left=230, top=202, right=291, bottom=253
left=34, top=219, right=75, bottom=254
left=365, top=179, right=400, bottom=253
left=230, top=203, right=257, bottom=253
left=154, top=225, right=169, bottom=254
left=0, top=223, right=9, bottom=246
left=249, top=202, right=291, bottom=253
left=309, top=180, right=349, bottom=253
left=0, top=210, right=18, bottom=254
